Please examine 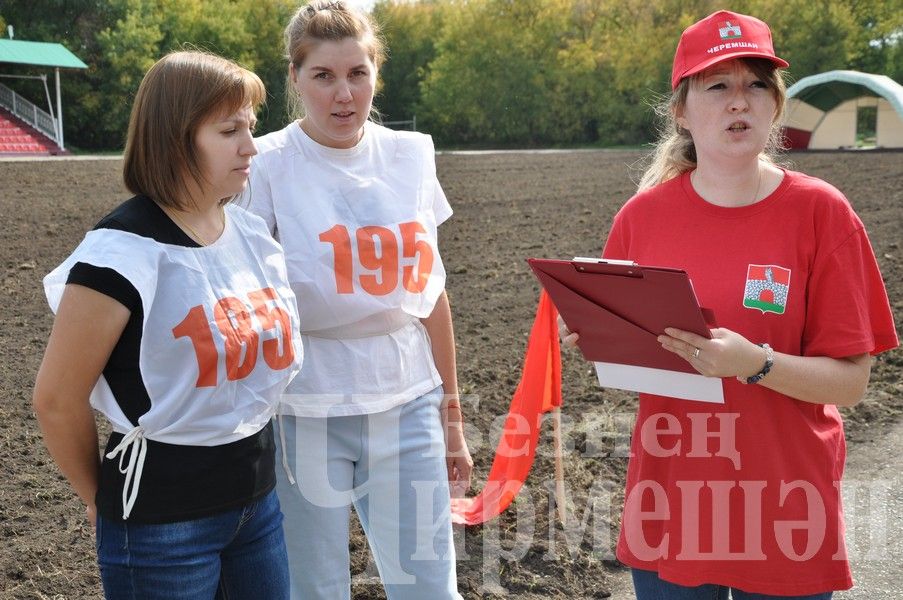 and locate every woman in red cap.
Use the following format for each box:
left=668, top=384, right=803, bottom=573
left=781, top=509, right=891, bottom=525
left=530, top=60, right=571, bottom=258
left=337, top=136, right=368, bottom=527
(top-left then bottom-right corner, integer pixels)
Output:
left=563, top=9, right=897, bottom=599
